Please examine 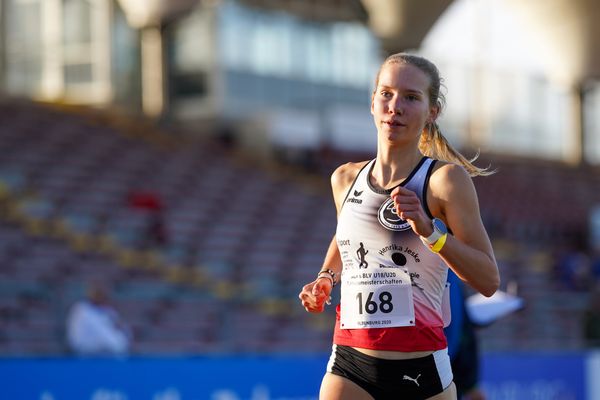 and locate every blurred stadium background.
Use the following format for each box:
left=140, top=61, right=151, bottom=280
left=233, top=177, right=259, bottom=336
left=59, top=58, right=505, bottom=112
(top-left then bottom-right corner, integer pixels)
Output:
left=1, top=0, right=600, bottom=398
